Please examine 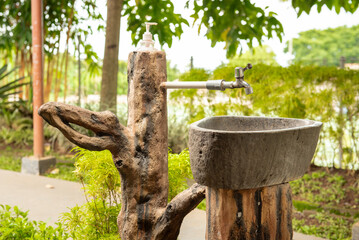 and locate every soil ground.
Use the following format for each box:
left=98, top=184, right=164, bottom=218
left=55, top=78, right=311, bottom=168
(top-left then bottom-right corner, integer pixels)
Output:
left=290, top=164, right=359, bottom=239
